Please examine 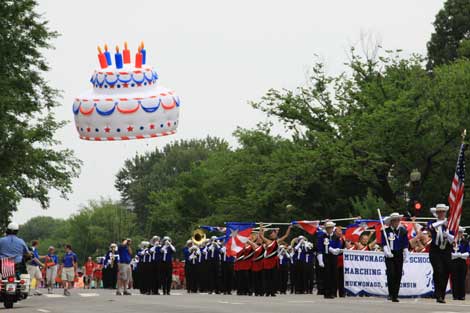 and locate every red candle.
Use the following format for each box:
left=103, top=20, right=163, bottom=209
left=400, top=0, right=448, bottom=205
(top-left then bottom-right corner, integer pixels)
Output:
left=135, top=45, right=143, bottom=68
left=97, top=46, right=107, bottom=69
left=123, top=41, right=131, bottom=64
